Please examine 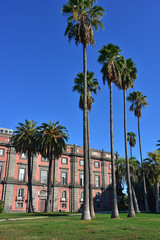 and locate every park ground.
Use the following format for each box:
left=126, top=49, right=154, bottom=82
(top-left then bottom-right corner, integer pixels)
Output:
left=0, top=212, right=160, bottom=240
